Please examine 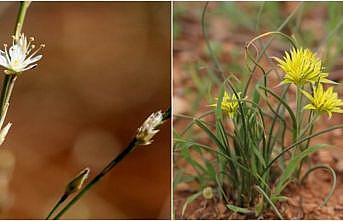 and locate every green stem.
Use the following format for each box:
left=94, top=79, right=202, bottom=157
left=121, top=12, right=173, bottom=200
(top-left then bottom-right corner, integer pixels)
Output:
left=299, top=113, right=317, bottom=138
left=52, top=108, right=171, bottom=219
left=295, top=86, right=305, bottom=178
left=295, top=86, right=302, bottom=143
left=14, top=1, right=31, bottom=38
left=51, top=140, right=133, bottom=219
left=293, top=86, right=302, bottom=179
left=297, top=113, right=318, bottom=178
left=0, top=75, right=16, bottom=128
left=0, top=1, right=30, bottom=129
left=45, top=193, right=68, bottom=219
